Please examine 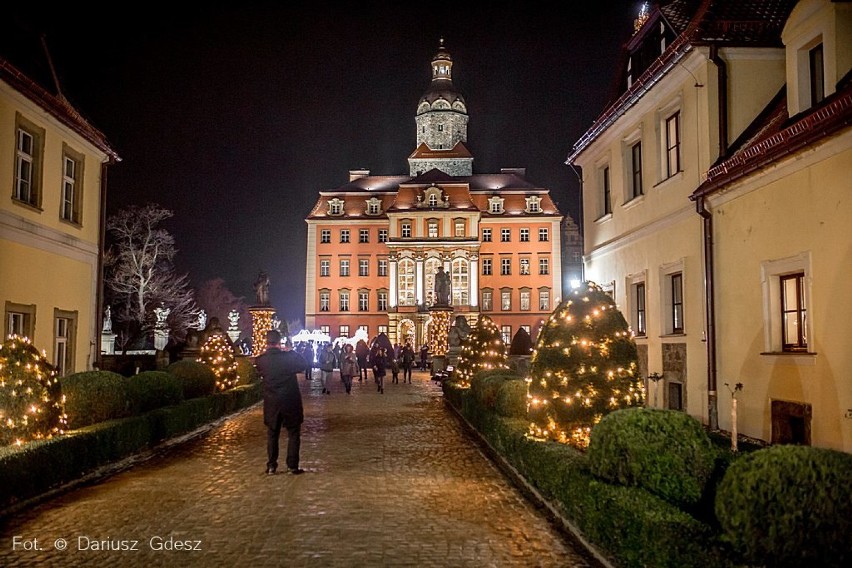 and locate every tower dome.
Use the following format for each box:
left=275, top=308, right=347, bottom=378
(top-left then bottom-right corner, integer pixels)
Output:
left=413, top=38, right=469, bottom=157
